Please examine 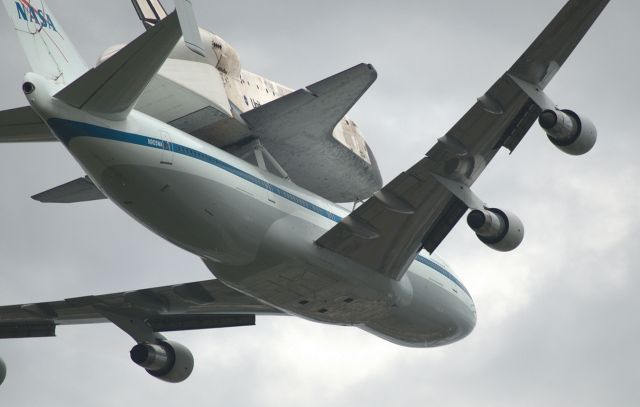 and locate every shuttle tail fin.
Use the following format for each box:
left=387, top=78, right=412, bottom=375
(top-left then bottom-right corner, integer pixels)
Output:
left=132, top=0, right=169, bottom=30
left=1, top=0, right=87, bottom=84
